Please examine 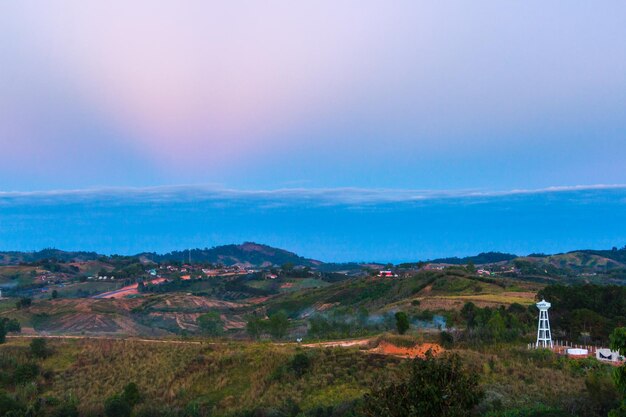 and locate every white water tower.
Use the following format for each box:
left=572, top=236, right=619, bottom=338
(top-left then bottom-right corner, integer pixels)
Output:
left=536, top=299, right=553, bottom=348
